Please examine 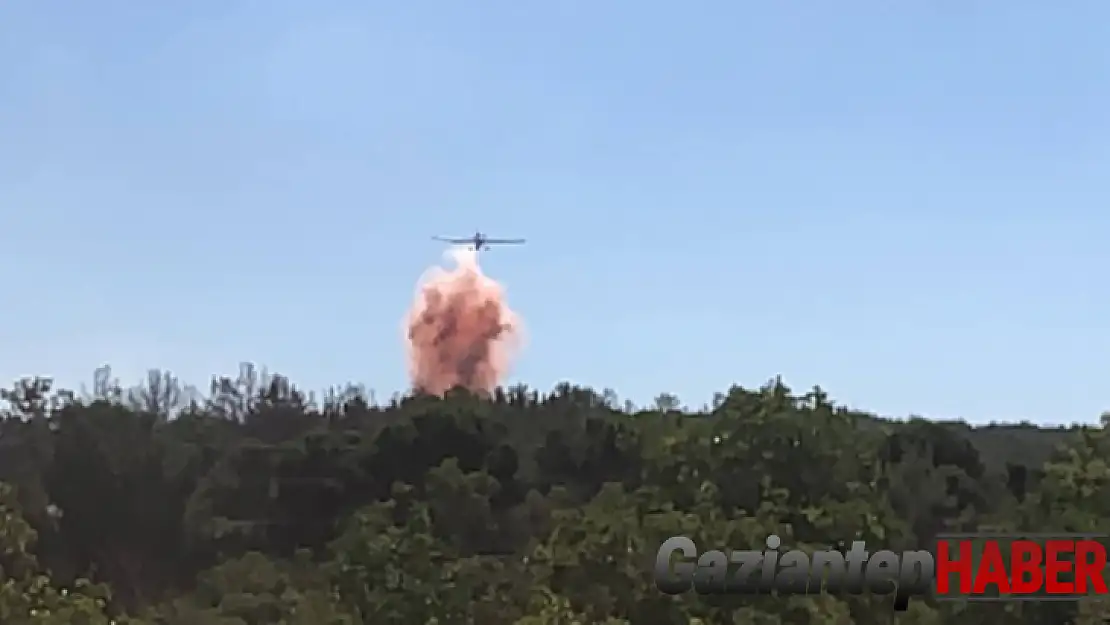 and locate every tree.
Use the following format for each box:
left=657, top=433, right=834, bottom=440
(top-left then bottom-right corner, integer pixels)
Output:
left=0, top=482, right=126, bottom=624
left=0, top=363, right=1097, bottom=624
